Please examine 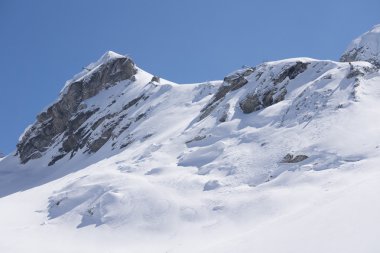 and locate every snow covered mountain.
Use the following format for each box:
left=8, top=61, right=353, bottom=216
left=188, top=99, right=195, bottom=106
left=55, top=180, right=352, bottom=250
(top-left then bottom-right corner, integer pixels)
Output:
left=341, top=24, right=380, bottom=67
left=1, top=25, right=380, bottom=253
